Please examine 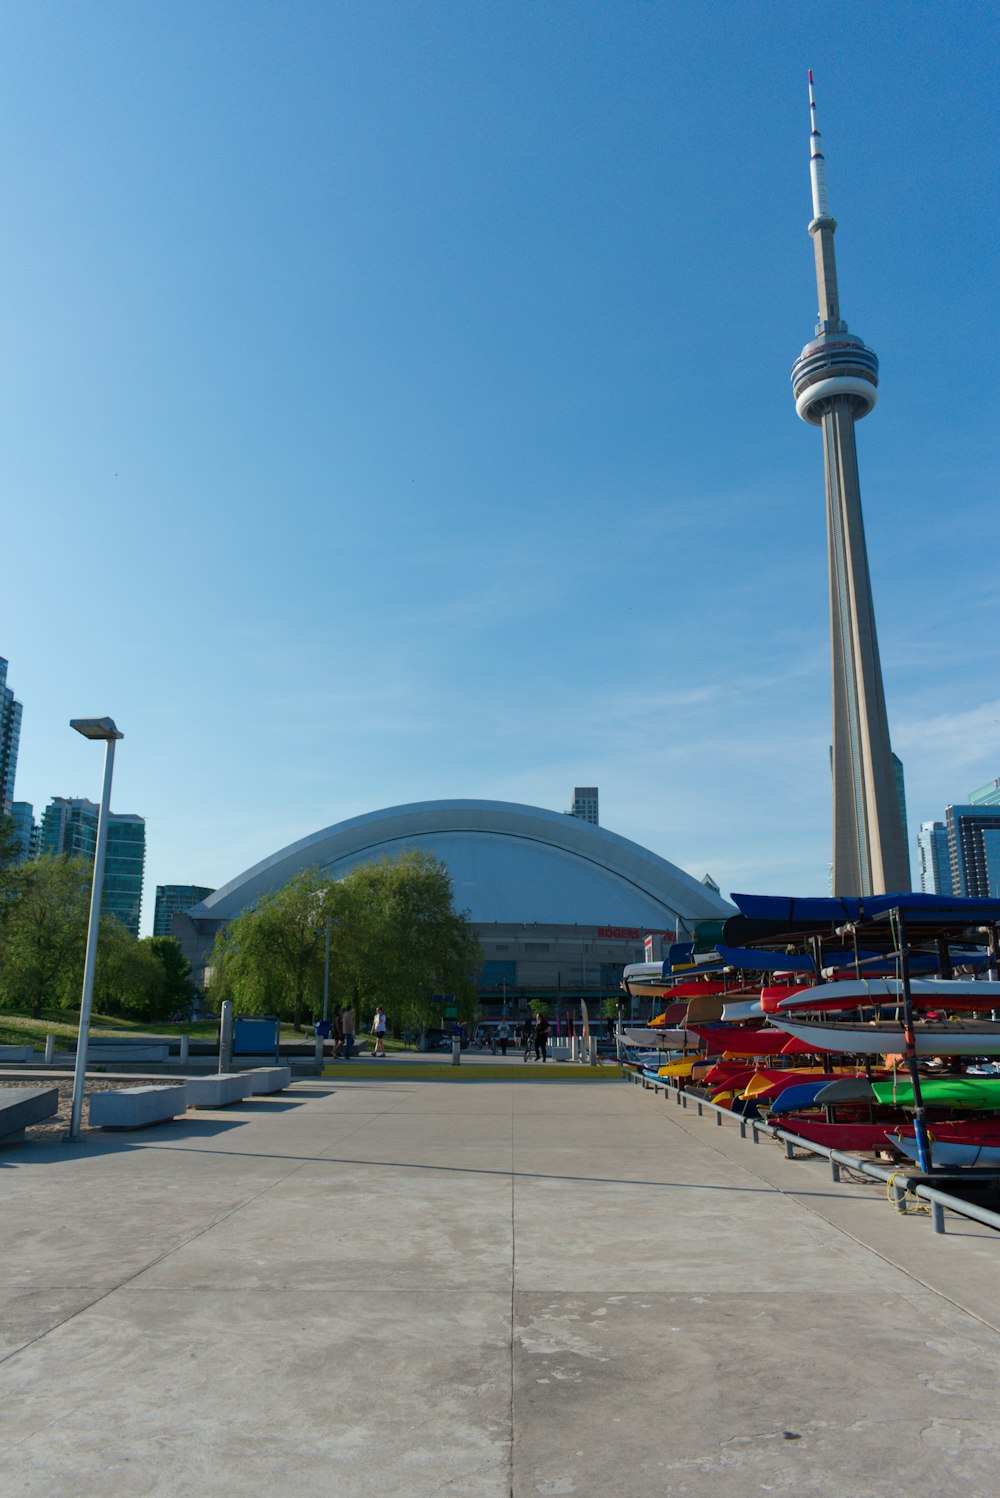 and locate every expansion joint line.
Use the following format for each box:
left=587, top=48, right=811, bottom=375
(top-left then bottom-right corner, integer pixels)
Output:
left=662, top=1094, right=1000, bottom=1339
left=0, top=1109, right=378, bottom=1371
